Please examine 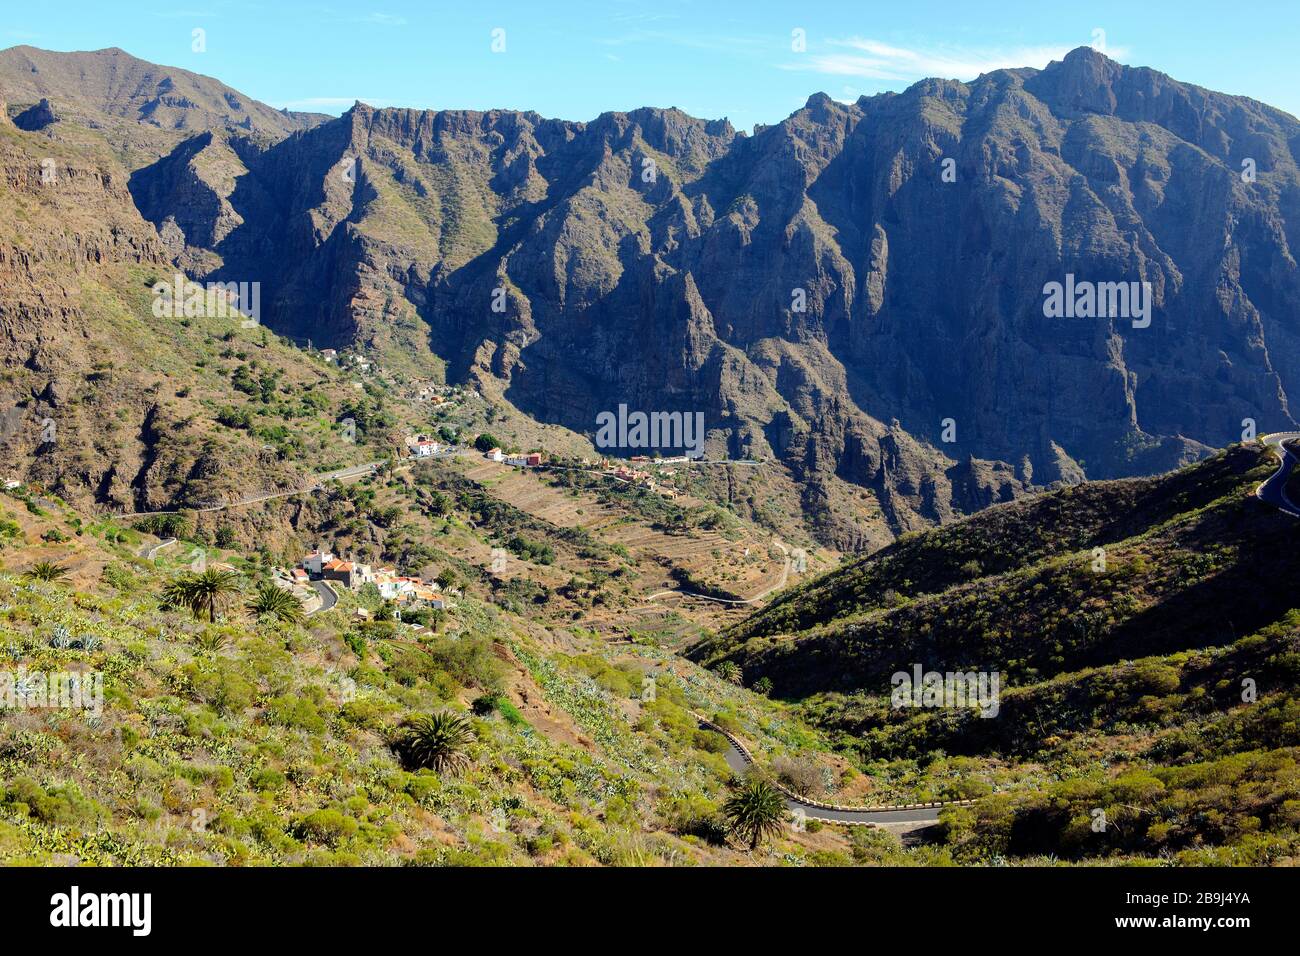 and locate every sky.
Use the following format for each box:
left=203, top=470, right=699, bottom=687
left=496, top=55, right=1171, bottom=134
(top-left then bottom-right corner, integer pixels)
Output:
left=3, top=1, right=1298, bottom=131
